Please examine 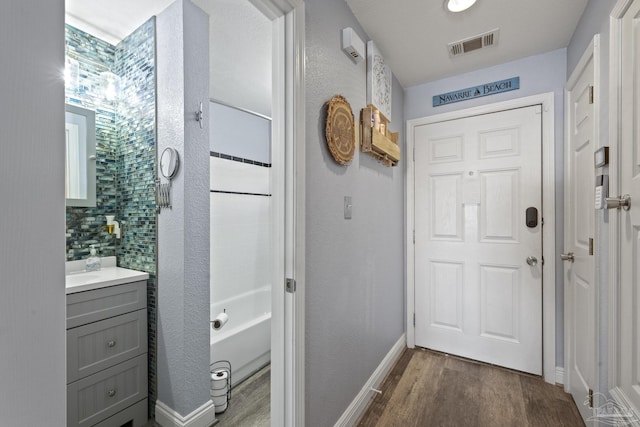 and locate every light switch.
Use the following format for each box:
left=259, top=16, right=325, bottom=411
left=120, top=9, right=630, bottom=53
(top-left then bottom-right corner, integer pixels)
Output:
left=344, top=196, right=352, bottom=220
